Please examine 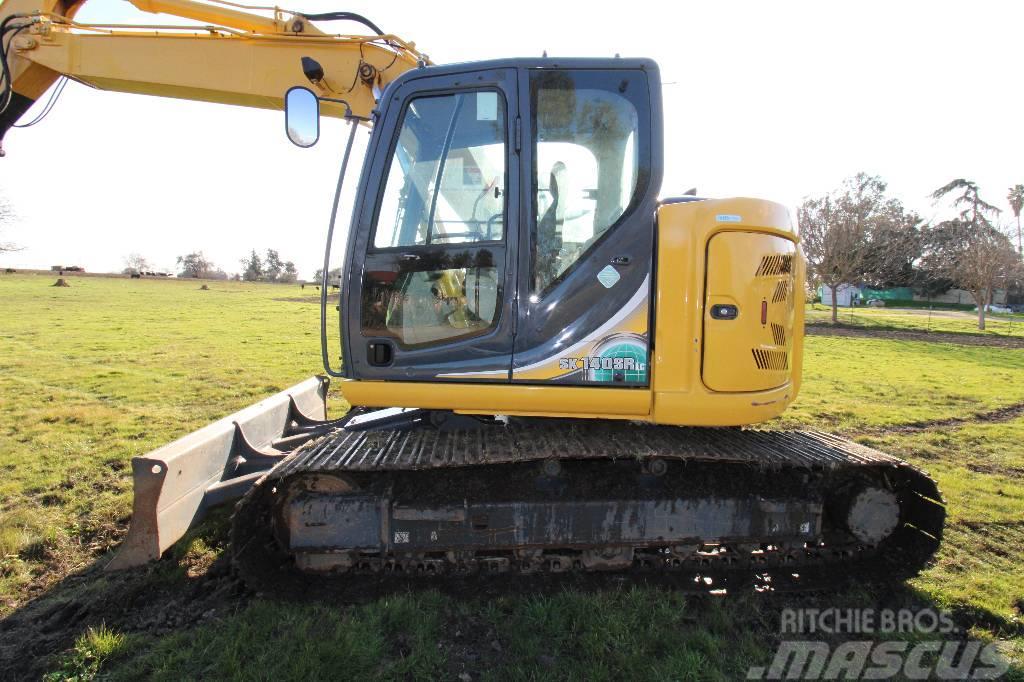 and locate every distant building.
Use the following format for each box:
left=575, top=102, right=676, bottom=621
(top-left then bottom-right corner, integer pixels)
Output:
left=819, top=284, right=1007, bottom=307
left=819, top=284, right=860, bottom=307
left=913, top=288, right=1006, bottom=305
